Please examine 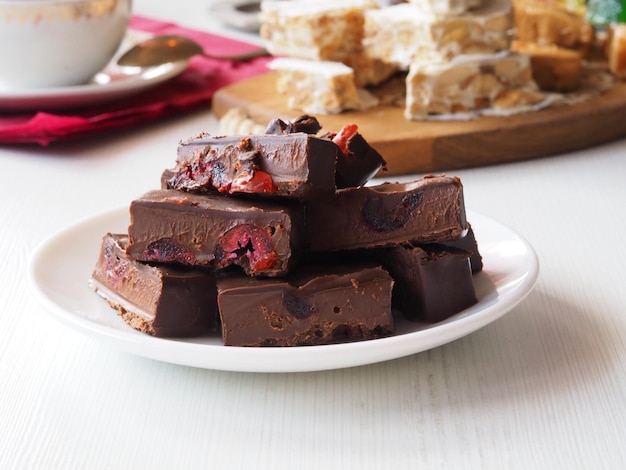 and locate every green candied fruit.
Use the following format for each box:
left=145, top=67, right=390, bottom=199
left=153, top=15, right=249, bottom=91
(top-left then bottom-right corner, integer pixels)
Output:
left=586, top=0, right=623, bottom=25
